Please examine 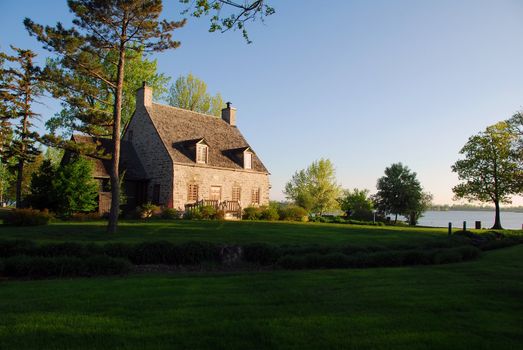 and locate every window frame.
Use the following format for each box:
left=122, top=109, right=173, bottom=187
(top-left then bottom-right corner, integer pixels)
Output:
left=244, top=151, right=252, bottom=169
left=196, top=144, right=208, bottom=164
left=232, top=186, right=241, bottom=202
left=187, top=184, right=199, bottom=202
